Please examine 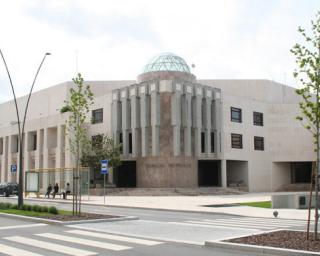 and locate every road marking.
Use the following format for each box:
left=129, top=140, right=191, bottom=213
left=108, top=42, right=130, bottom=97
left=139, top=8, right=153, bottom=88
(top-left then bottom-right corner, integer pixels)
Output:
left=0, top=223, right=47, bottom=230
left=224, top=217, right=307, bottom=225
left=197, top=219, right=293, bottom=228
left=37, top=233, right=131, bottom=251
left=168, top=221, right=259, bottom=231
left=0, top=243, right=44, bottom=256
left=186, top=220, right=292, bottom=230
left=5, top=236, right=96, bottom=256
left=67, top=229, right=163, bottom=245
